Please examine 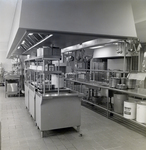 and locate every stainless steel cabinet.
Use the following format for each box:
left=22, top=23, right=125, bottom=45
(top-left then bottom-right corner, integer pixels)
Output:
left=35, top=92, right=81, bottom=137
left=28, top=84, right=36, bottom=120
left=25, top=83, right=29, bottom=109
